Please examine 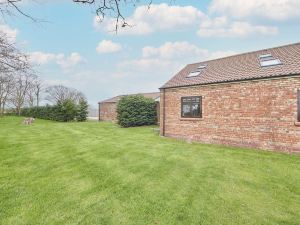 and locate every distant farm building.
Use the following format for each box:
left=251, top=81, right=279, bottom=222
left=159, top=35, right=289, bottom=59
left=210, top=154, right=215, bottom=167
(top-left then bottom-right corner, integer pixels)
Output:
left=98, top=92, right=160, bottom=122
